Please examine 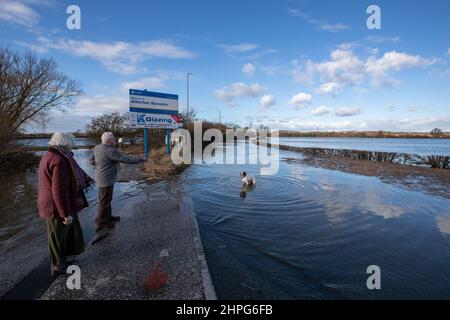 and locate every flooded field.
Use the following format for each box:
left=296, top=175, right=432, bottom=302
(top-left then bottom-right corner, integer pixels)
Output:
left=182, top=143, right=450, bottom=299
left=275, top=137, right=450, bottom=156
left=1, top=141, right=449, bottom=299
